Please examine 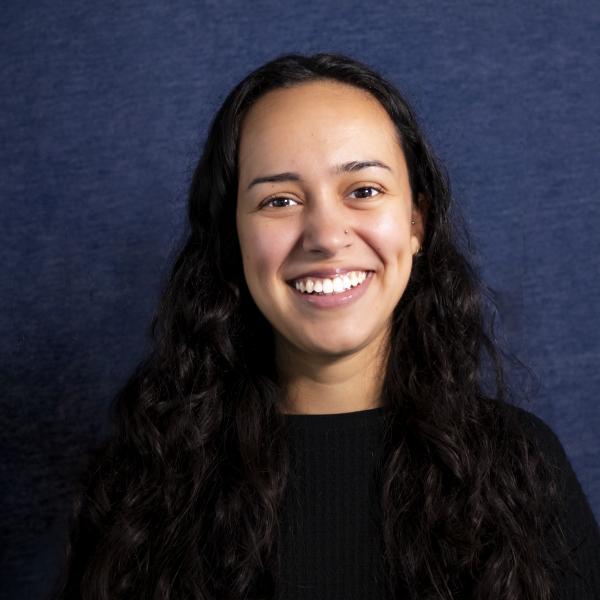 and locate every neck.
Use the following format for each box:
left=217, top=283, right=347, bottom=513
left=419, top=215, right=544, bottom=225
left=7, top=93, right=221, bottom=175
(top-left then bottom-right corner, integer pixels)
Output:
left=275, top=334, right=388, bottom=415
